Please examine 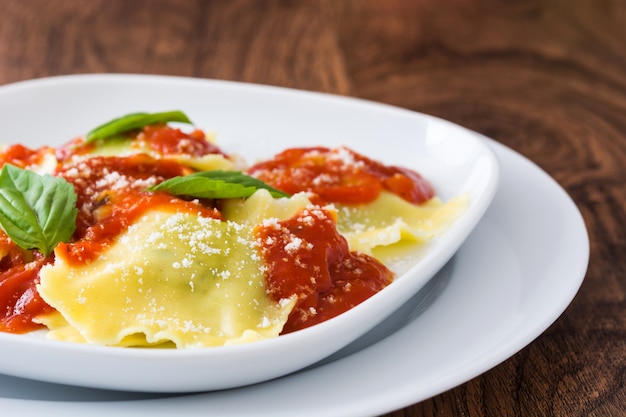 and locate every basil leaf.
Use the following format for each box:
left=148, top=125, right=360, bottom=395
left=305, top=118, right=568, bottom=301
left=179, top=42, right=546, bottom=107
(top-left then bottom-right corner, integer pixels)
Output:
left=85, top=110, right=192, bottom=143
left=149, top=170, right=289, bottom=199
left=0, top=165, right=78, bottom=255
